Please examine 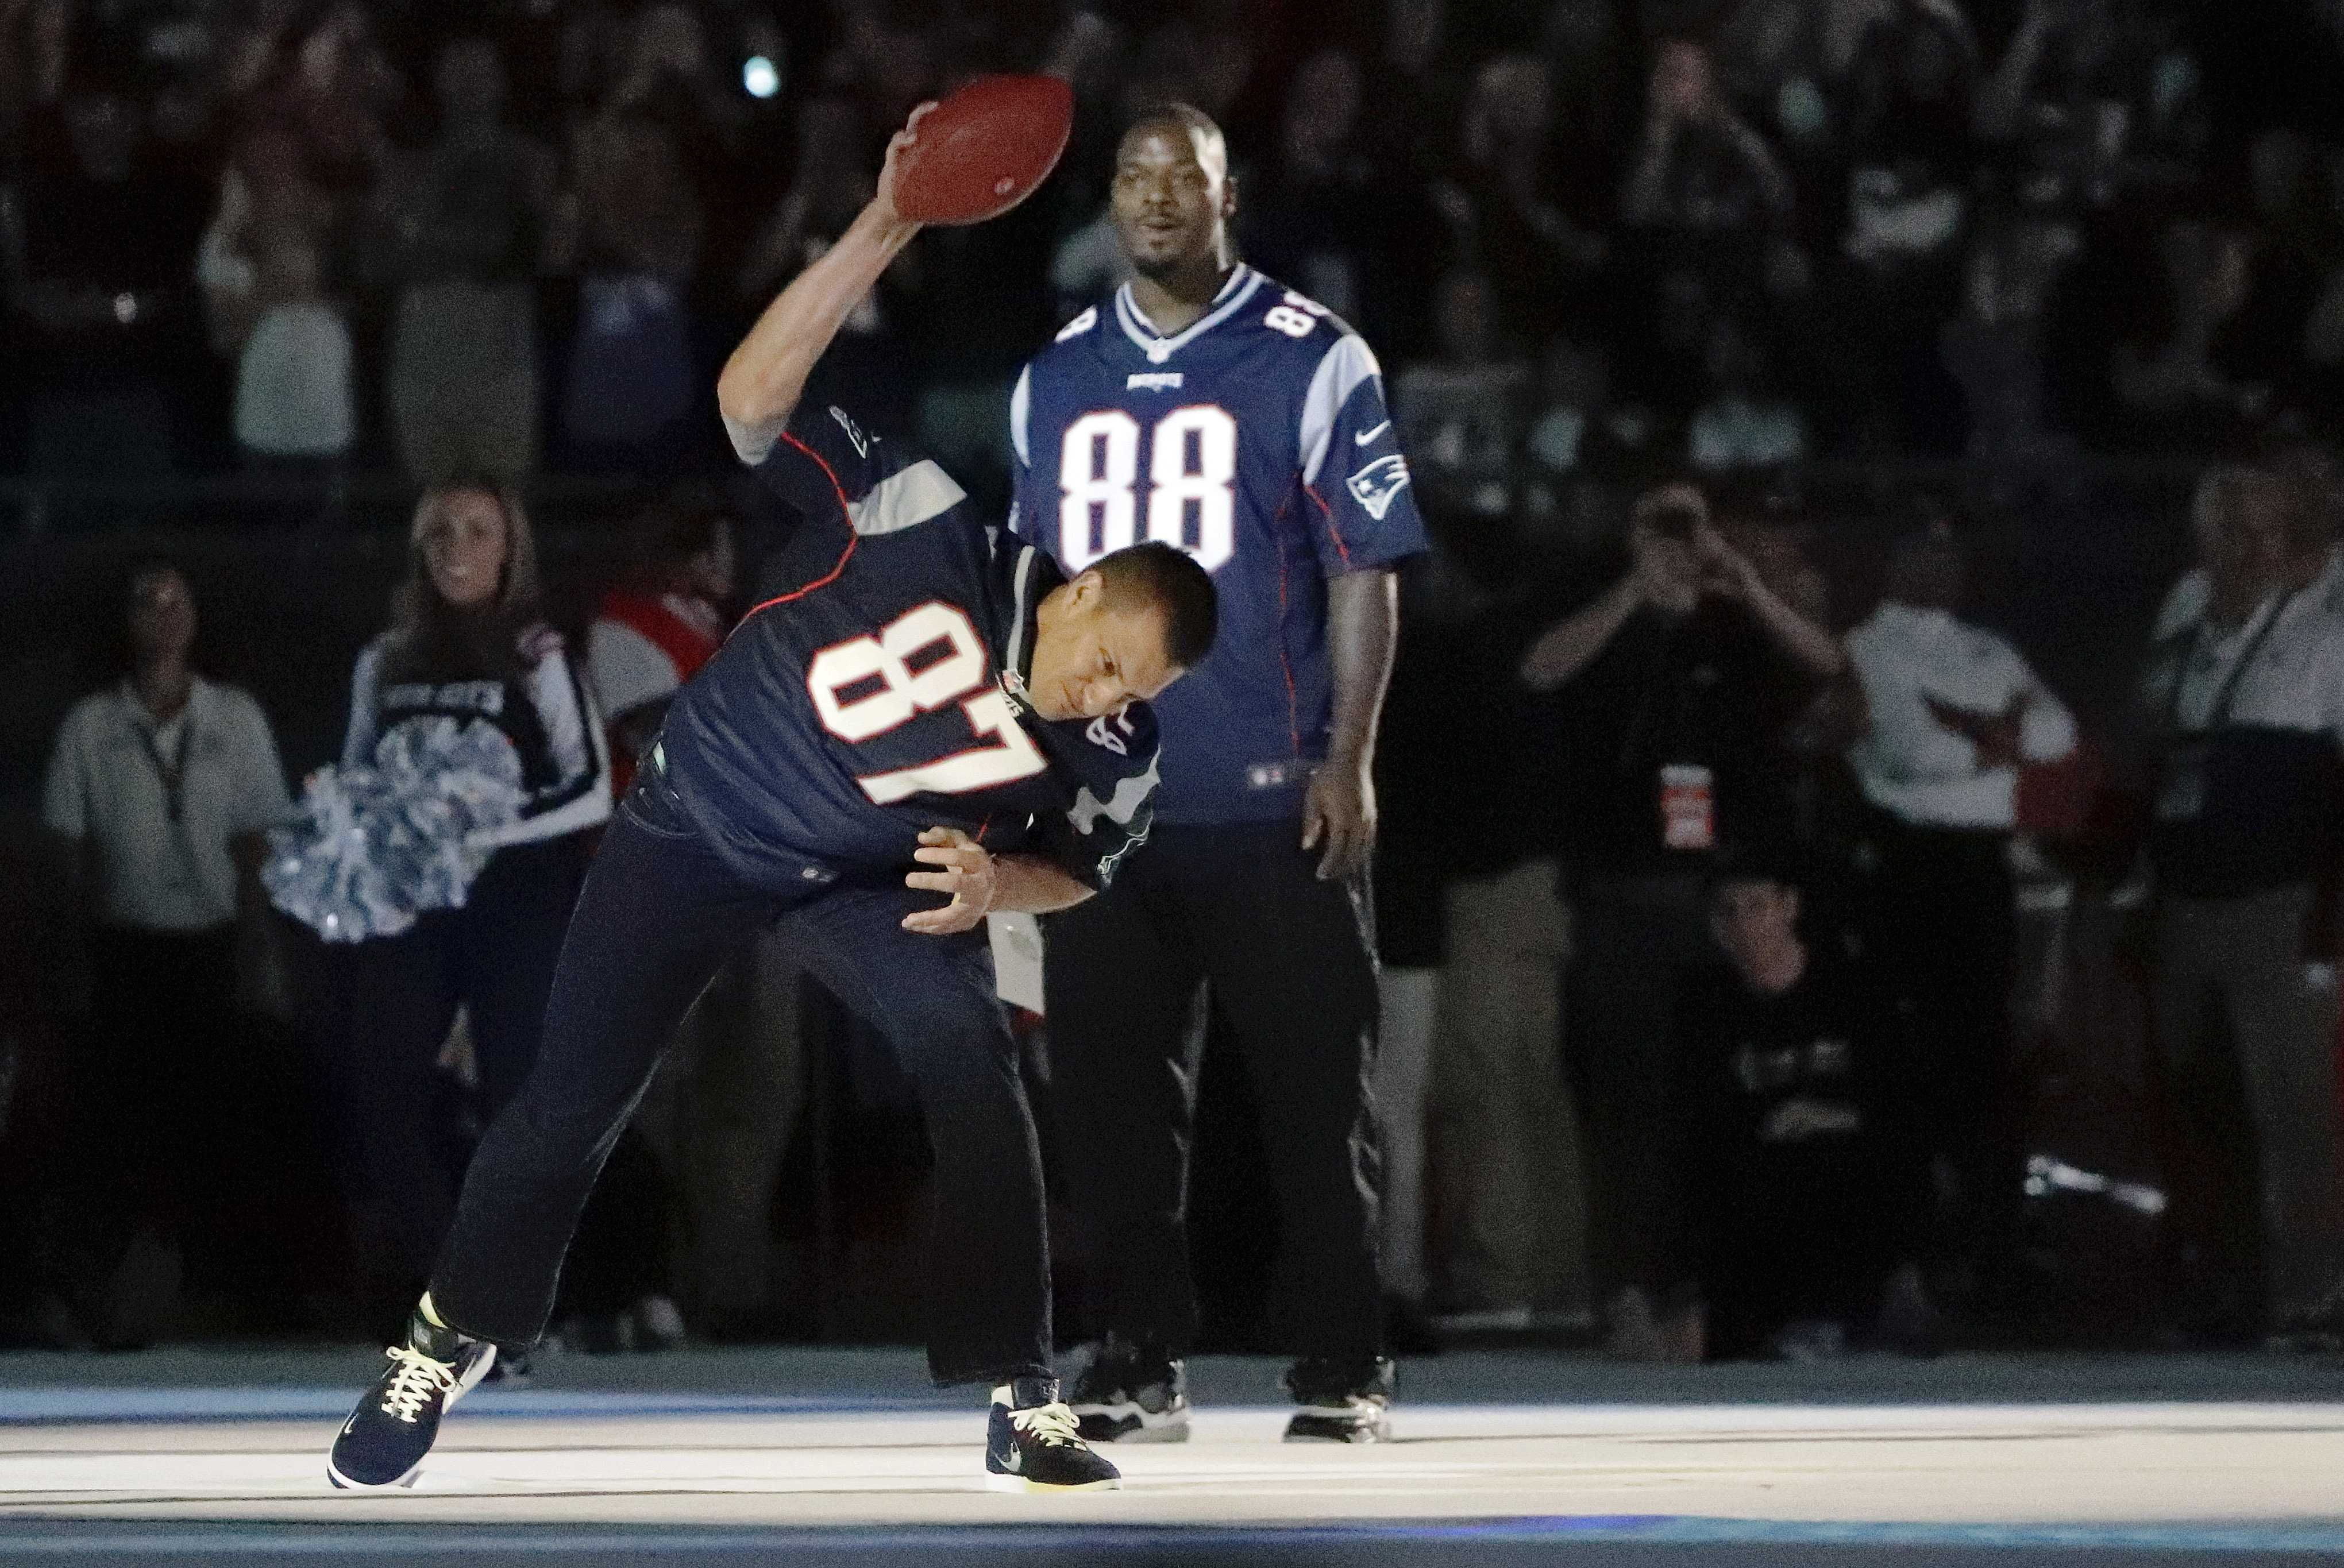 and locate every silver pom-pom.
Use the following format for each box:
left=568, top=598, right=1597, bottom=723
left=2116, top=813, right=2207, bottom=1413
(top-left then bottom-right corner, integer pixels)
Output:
left=265, top=716, right=526, bottom=943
